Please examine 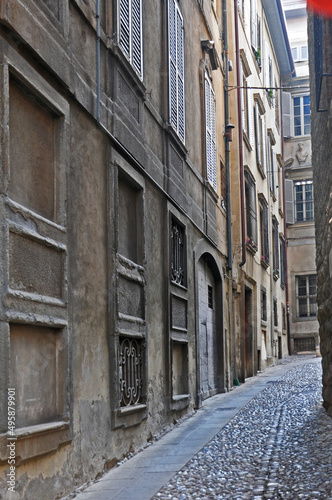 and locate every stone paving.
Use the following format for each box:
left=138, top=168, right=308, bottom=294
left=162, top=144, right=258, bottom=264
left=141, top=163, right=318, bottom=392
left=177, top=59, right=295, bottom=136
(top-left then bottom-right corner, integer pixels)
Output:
left=153, top=358, right=332, bottom=500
